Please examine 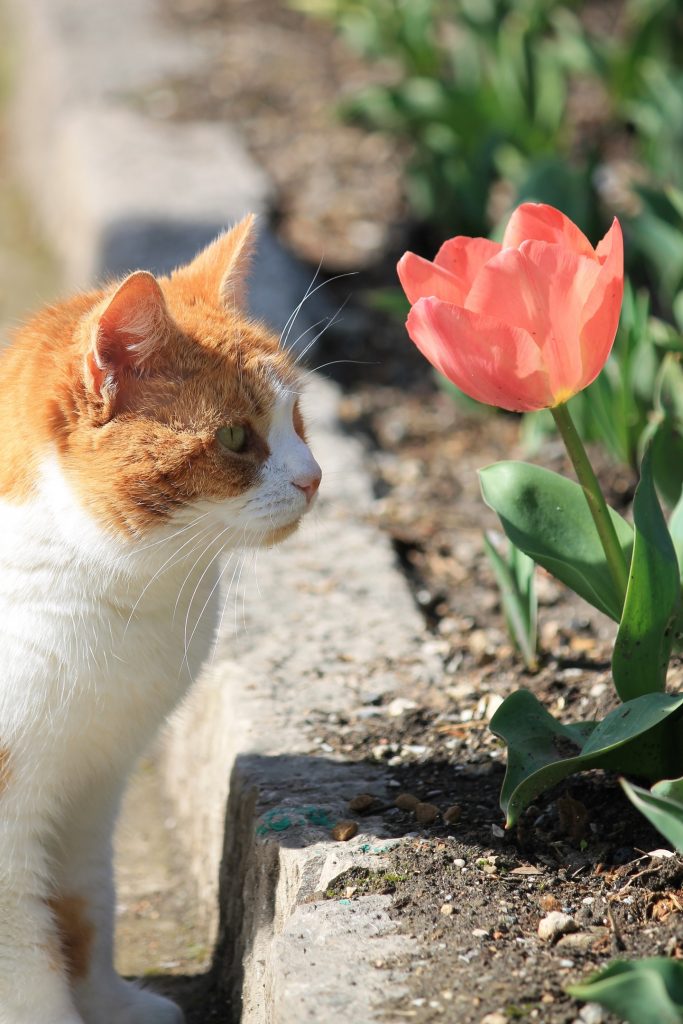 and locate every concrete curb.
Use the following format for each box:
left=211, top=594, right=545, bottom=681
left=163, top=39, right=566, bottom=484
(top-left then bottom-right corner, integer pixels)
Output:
left=5, top=1, right=430, bottom=1019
